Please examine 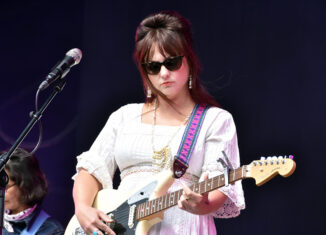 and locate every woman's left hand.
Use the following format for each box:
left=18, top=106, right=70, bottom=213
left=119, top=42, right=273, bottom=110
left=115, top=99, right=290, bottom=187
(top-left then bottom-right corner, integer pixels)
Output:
left=178, top=173, right=211, bottom=215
